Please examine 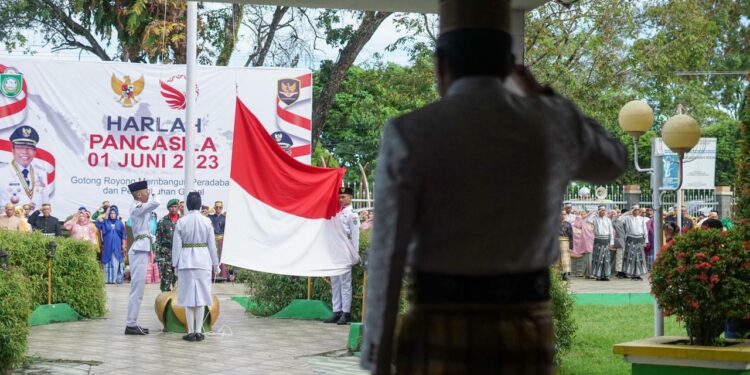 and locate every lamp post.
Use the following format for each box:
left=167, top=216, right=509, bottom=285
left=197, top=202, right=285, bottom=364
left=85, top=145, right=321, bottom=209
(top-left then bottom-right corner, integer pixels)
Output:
left=618, top=100, right=701, bottom=336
